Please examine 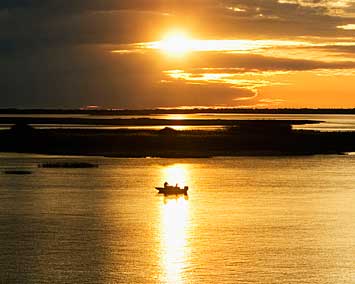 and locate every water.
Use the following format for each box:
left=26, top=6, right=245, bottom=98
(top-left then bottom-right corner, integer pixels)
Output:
left=0, top=153, right=354, bottom=283
left=1, top=114, right=355, bottom=131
